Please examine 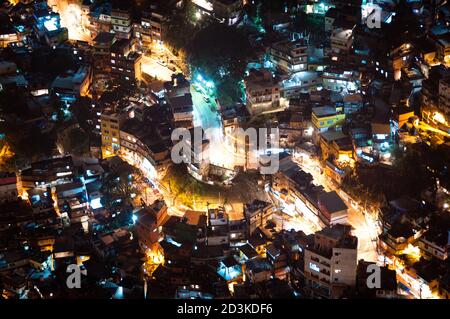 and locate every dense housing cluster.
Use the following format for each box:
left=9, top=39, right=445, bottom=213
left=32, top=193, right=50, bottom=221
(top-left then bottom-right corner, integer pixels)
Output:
left=0, top=0, right=449, bottom=299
